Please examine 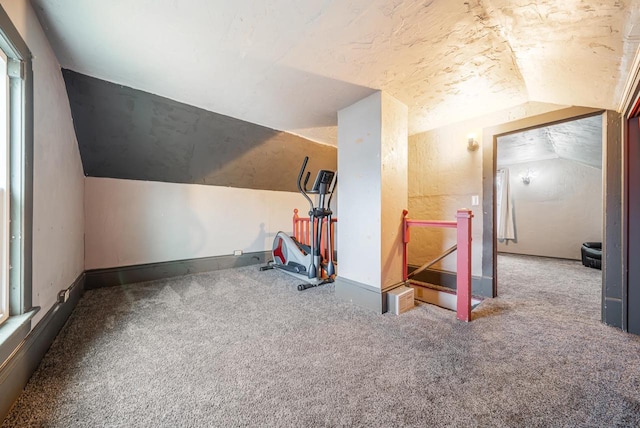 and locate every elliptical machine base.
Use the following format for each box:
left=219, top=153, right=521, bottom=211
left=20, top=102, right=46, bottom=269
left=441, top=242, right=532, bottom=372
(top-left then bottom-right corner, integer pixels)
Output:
left=261, top=231, right=334, bottom=290
left=262, top=262, right=334, bottom=290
